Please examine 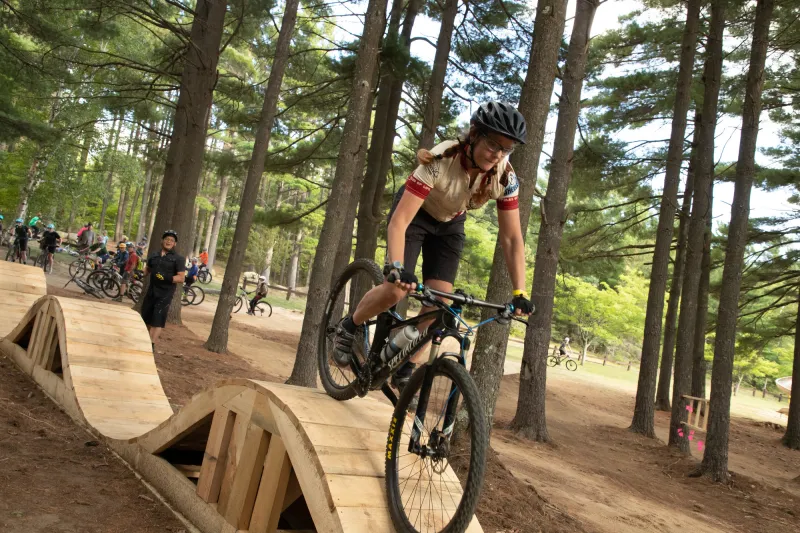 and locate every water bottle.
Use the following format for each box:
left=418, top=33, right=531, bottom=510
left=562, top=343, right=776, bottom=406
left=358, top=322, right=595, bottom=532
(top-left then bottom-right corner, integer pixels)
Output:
left=381, top=326, right=420, bottom=363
